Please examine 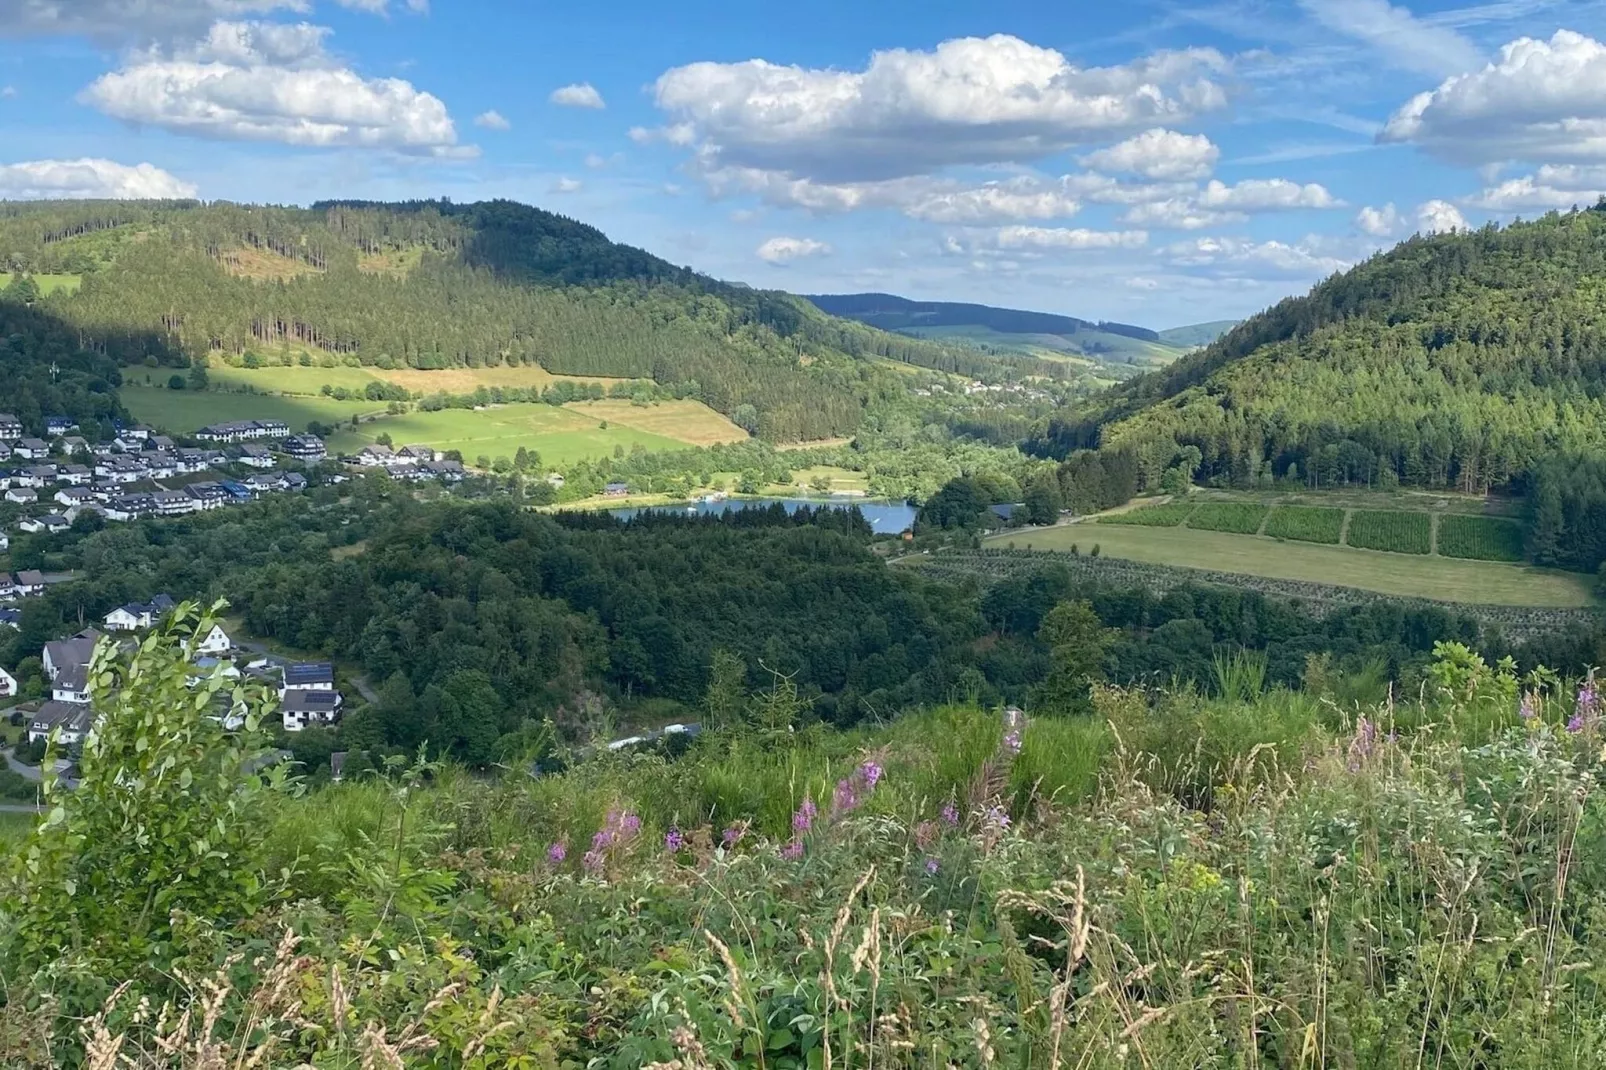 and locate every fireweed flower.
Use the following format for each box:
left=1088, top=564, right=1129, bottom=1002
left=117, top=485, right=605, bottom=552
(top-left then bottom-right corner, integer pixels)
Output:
left=792, top=795, right=817, bottom=833
left=1003, top=730, right=1022, bottom=755
left=546, top=841, right=568, bottom=864
left=924, top=857, right=940, bottom=875
left=665, top=827, right=684, bottom=852
left=781, top=840, right=804, bottom=860
left=984, top=806, right=1011, bottom=831
left=721, top=825, right=744, bottom=848
left=940, top=801, right=960, bottom=827
left=860, top=760, right=883, bottom=790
